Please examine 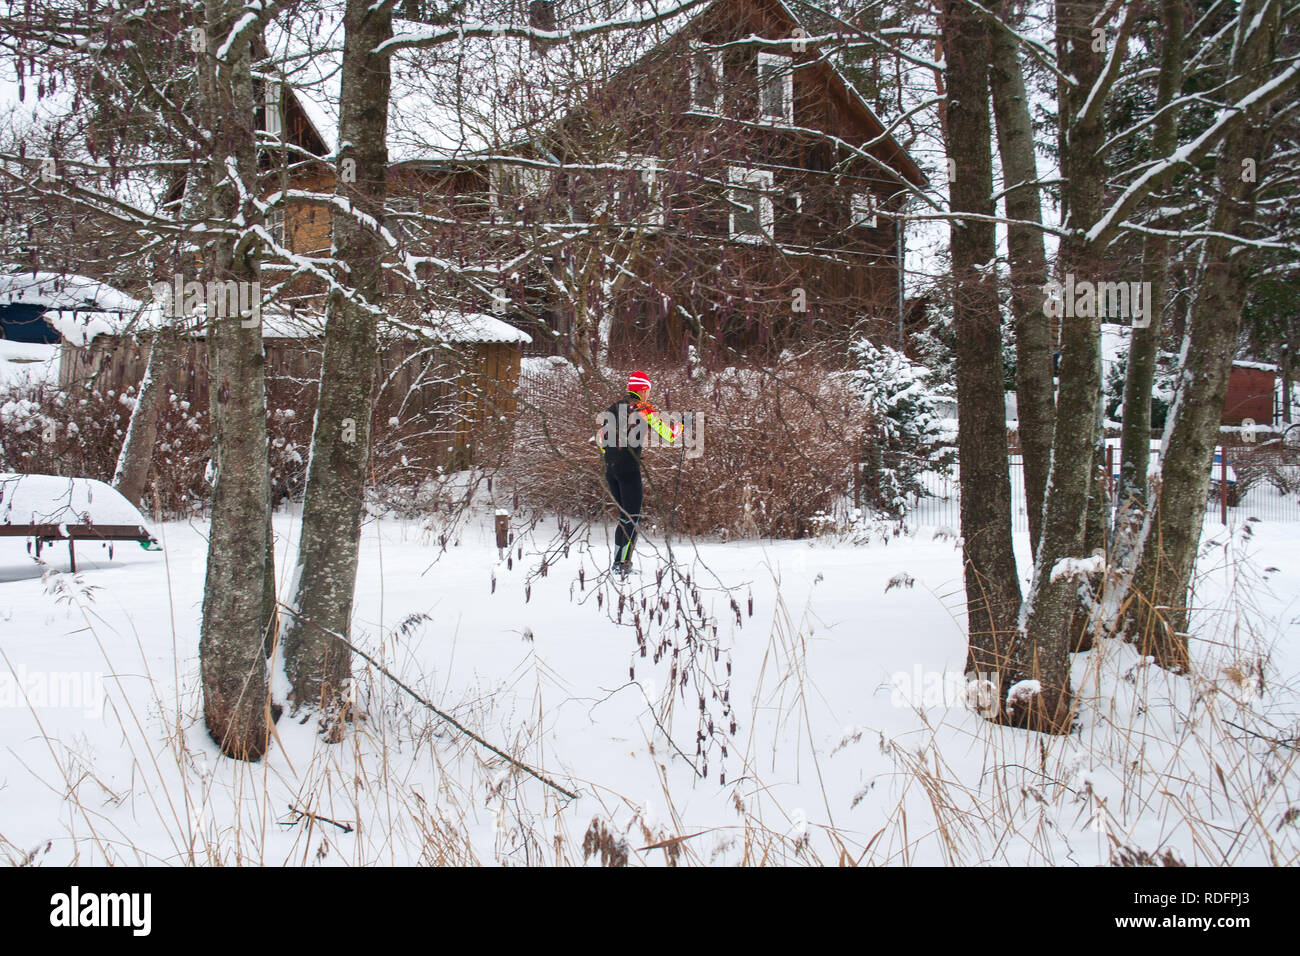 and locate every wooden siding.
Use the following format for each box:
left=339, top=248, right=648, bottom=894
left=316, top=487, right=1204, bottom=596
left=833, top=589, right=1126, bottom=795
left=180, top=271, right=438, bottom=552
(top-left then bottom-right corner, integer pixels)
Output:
left=58, top=333, right=521, bottom=468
